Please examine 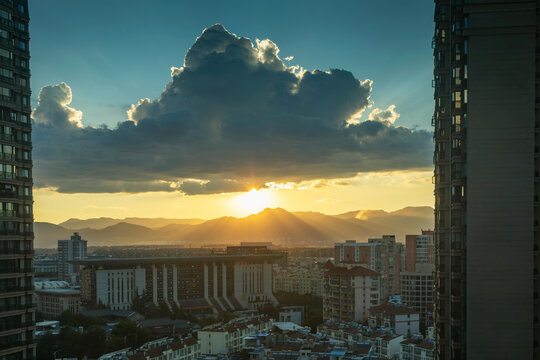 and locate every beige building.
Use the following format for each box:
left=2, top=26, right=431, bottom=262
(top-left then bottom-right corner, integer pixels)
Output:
left=273, top=268, right=323, bottom=297
left=35, top=288, right=80, bottom=319
left=197, top=316, right=273, bottom=355
left=323, top=262, right=380, bottom=323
